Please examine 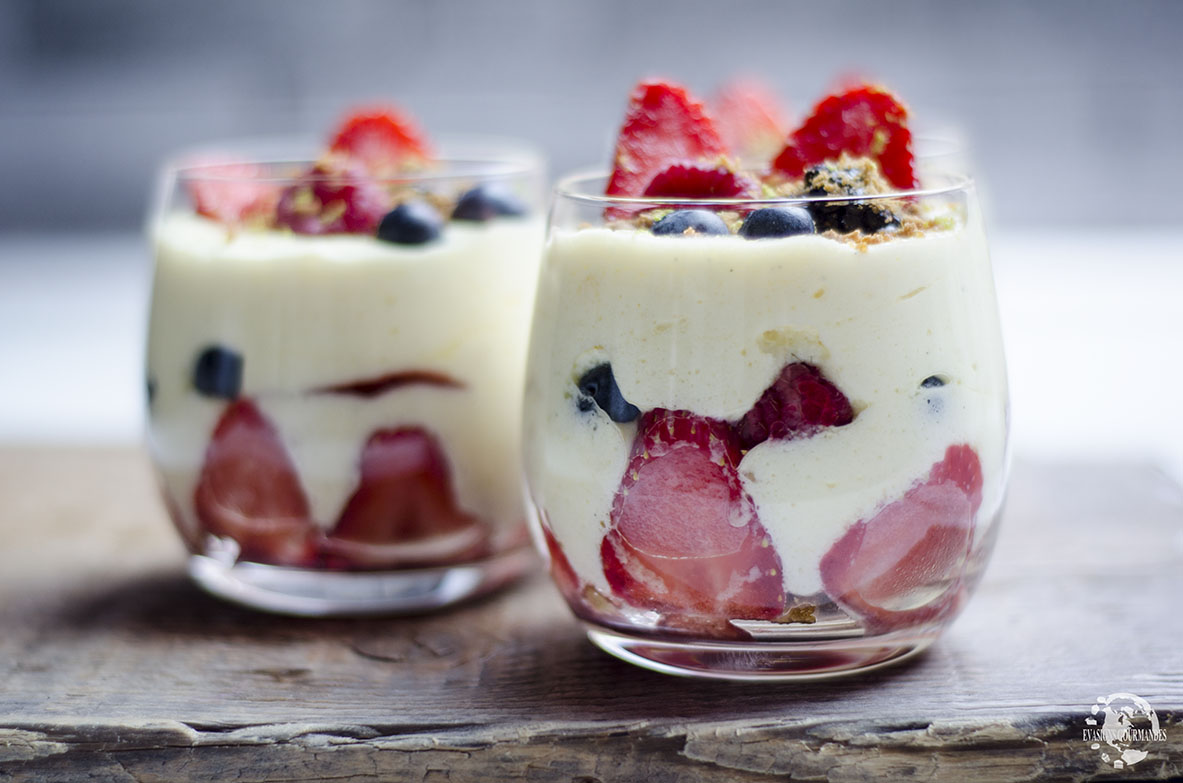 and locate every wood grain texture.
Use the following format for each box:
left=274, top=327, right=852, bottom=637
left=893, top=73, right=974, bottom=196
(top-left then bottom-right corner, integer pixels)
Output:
left=0, top=448, right=1180, bottom=782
